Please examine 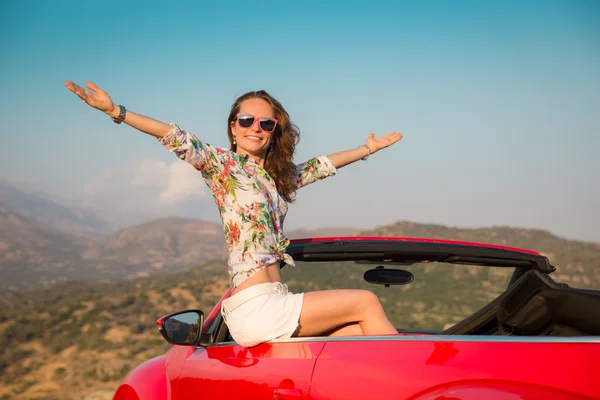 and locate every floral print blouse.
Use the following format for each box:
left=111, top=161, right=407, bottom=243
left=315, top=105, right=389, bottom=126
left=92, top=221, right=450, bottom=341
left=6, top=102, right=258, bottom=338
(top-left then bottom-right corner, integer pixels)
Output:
left=159, top=124, right=337, bottom=288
